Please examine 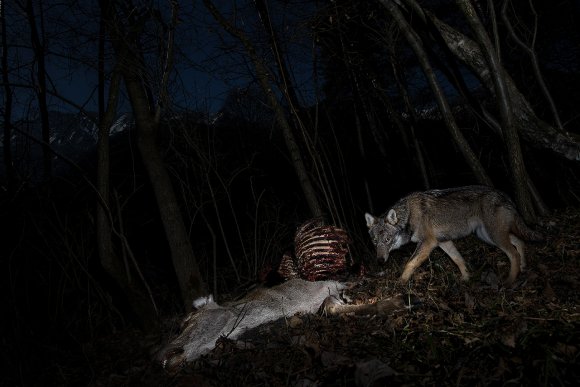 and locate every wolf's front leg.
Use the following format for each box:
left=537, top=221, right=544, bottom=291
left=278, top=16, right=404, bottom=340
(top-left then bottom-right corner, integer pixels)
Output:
left=400, top=239, right=438, bottom=283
